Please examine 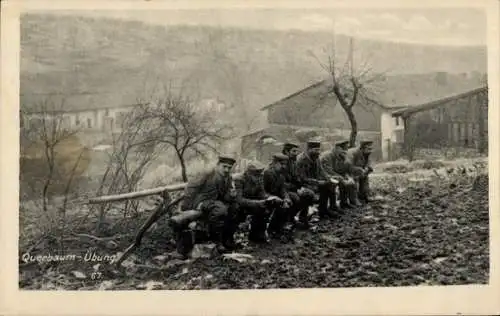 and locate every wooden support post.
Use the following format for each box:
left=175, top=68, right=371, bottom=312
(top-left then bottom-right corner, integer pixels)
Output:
left=402, top=115, right=415, bottom=161
left=114, top=193, right=184, bottom=266
left=477, top=92, right=487, bottom=154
